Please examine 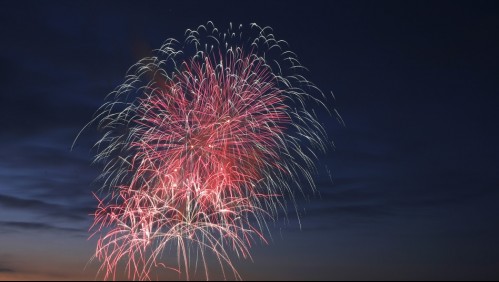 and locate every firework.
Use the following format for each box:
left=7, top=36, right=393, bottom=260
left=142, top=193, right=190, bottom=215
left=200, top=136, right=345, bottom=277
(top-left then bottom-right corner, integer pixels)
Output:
left=85, top=22, right=331, bottom=280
